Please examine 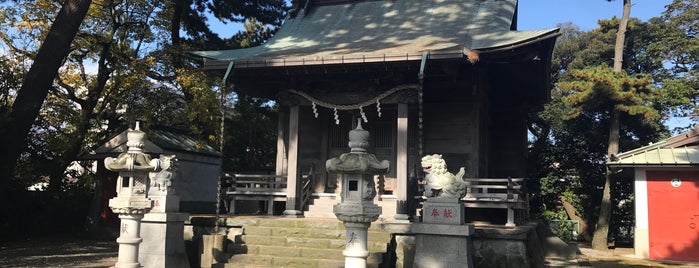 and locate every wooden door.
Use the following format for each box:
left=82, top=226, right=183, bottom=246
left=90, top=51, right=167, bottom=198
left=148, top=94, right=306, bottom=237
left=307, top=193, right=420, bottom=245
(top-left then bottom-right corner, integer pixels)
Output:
left=647, top=170, right=699, bottom=262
